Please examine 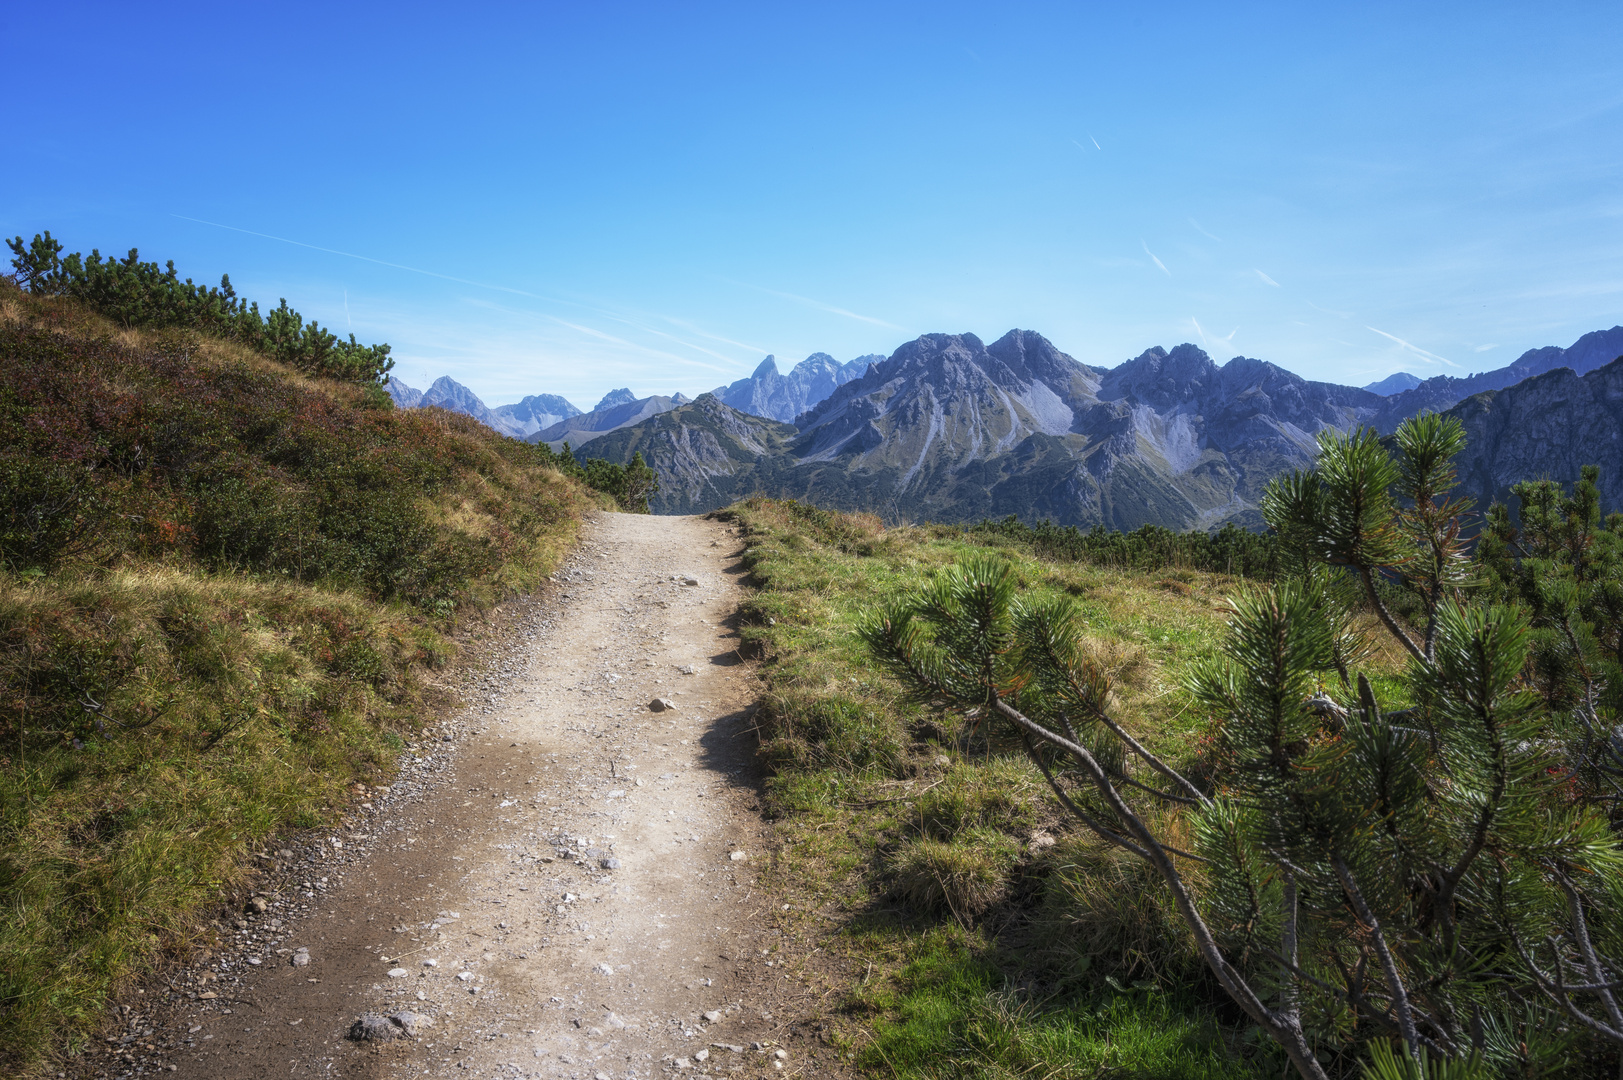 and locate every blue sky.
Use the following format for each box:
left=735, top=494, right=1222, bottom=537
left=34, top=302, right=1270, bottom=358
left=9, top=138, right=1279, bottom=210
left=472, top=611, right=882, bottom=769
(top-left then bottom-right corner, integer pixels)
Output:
left=7, top=2, right=1622, bottom=408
